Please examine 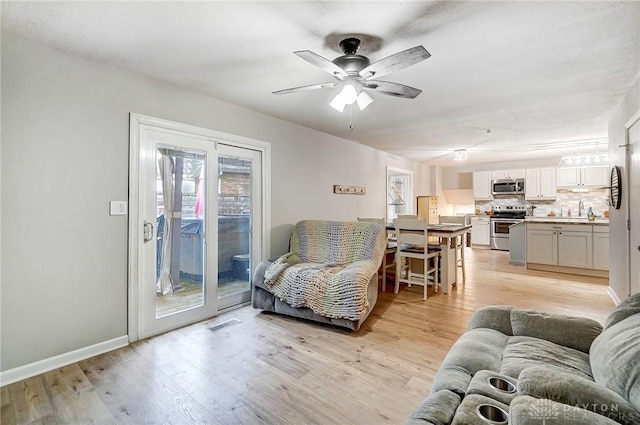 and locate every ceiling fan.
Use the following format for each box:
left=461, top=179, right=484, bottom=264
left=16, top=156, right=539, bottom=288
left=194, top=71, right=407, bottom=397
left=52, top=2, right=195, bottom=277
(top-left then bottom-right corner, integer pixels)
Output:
left=273, top=37, right=431, bottom=112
